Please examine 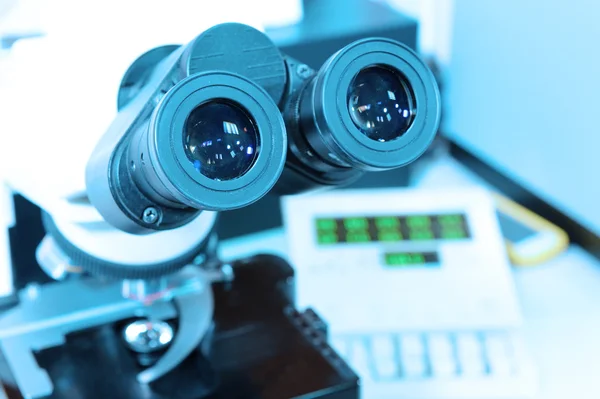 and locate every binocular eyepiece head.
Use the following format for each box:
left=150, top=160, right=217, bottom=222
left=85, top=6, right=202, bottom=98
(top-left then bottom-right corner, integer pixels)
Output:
left=86, top=23, right=441, bottom=234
